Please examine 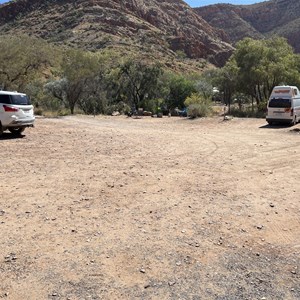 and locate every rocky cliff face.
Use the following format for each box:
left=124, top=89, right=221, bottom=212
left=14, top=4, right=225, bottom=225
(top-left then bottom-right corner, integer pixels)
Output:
left=195, top=0, right=300, bottom=52
left=0, top=0, right=233, bottom=66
